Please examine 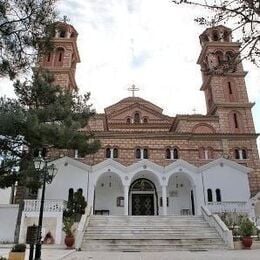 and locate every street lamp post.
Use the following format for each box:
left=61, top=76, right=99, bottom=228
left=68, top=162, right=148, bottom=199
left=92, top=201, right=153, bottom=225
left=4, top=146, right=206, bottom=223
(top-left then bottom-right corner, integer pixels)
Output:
left=34, top=158, right=57, bottom=260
